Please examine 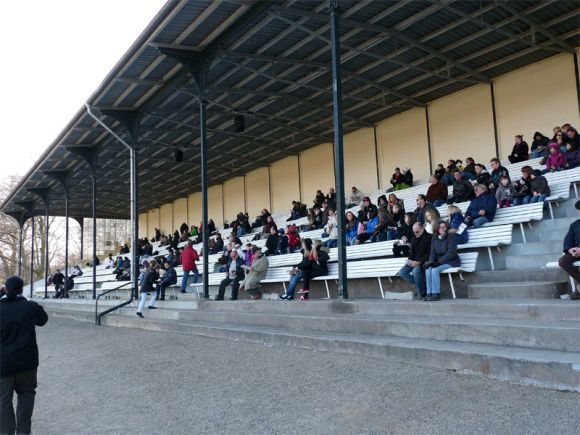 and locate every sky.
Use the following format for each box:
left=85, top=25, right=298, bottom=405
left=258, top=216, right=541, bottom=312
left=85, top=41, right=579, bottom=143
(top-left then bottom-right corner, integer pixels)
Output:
left=0, top=0, right=167, bottom=182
